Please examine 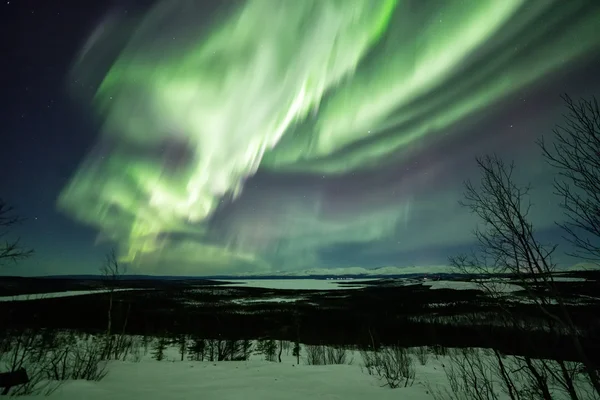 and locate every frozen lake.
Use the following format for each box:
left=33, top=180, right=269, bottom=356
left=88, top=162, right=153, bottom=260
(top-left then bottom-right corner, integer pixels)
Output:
left=0, top=288, right=145, bottom=302
left=220, top=279, right=375, bottom=291
left=0, top=279, right=374, bottom=302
